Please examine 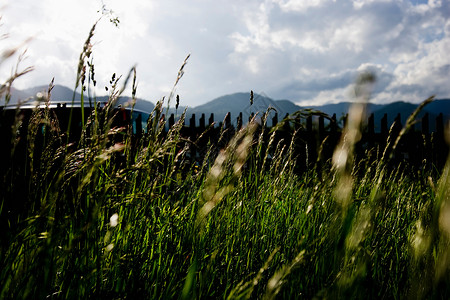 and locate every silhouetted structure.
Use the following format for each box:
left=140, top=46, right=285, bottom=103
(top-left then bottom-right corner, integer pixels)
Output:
left=1, top=105, right=449, bottom=174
